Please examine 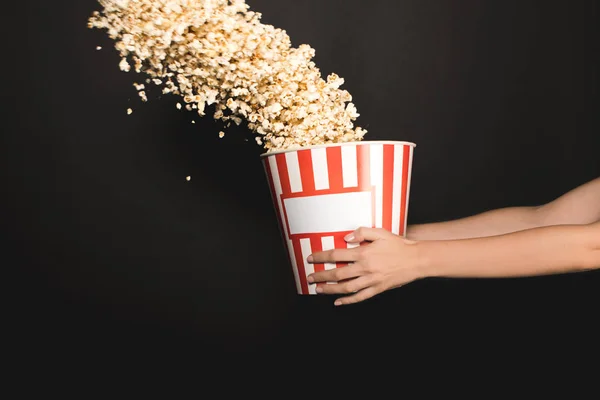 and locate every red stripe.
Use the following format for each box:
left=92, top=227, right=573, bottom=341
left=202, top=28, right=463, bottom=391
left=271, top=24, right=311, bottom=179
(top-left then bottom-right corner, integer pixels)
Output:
left=297, top=149, right=316, bottom=195
left=382, top=145, right=395, bottom=232
left=309, top=236, right=324, bottom=273
left=326, top=146, right=344, bottom=191
left=334, top=234, right=349, bottom=269
left=292, top=238, right=309, bottom=295
left=263, top=158, right=284, bottom=236
left=275, top=153, right=291, bottom=196
left=399, top=145, right=410, bottom=236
